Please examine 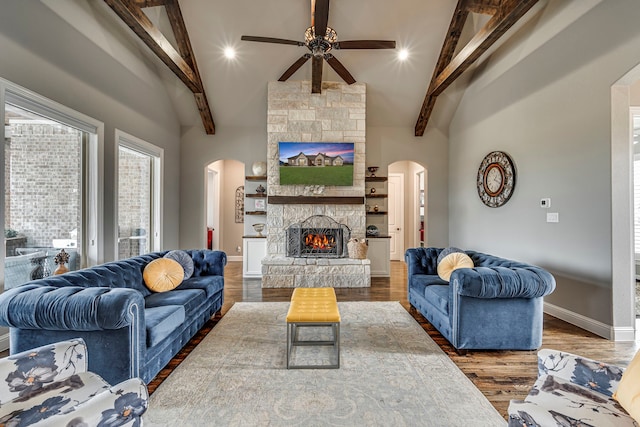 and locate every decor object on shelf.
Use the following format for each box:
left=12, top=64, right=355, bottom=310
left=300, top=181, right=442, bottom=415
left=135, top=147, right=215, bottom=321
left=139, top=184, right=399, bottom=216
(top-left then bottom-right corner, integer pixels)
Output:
left=53, top=248, right=70, bottom=275
left=252, top=223, right=266, bottom=237
left=0, top=339, right=148, bottom=426
left=366, top=225, right=379, bottom=237
left=255, top=198, right=266, bottom=209
left=235, top=186, right=244, bottom=223
left=347, top=238, right=368, bottom=259
left=278, top=142, right=354, bottom=186
left=0, top=249, right=226, bottom=385
left=252, top=161, right=267, bottom=176
left=370, top=187, right=376, bottom=194
left=374, top=204, right=379, bottom=212
left=367, top=166, right=379, bottom=177
left=255, top=184, right=266, bottom=195
left=477, top=151, right=516, bottom=208
left=405, top=247, right=555, bottom=351
left=508, top=349, right=639, bottom=426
